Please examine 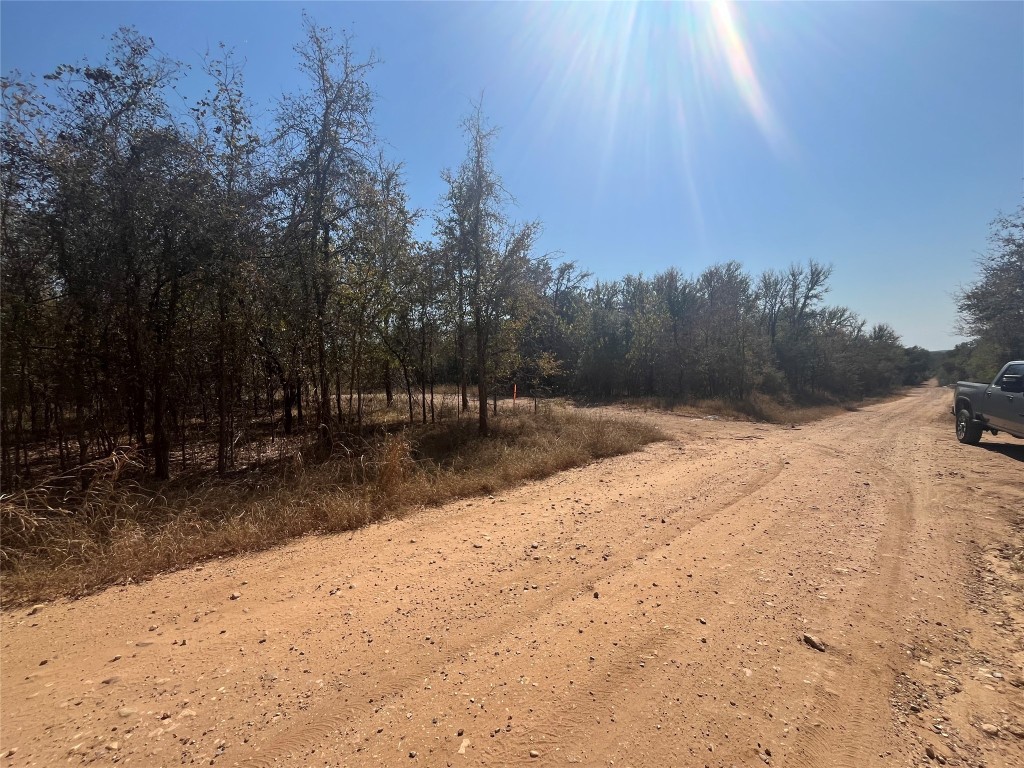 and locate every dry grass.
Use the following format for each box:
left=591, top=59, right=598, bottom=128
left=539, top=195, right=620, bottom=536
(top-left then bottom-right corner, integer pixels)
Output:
left=0, top=407, right=664, bottom=607
left=622, top=390, right=910, bottom=425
